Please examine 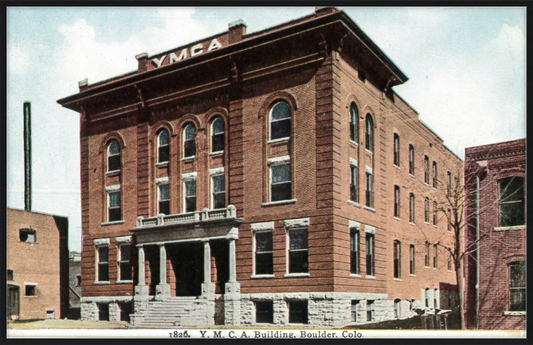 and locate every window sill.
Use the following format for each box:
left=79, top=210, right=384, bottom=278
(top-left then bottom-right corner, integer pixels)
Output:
left=284, top=273, right=310, bottom=278
left=393, top=165, right=400, bottom=170
left=409, top=222, right=416, bottom=226
left=210, top=151, right=224, bottom=156
left=494, top=225, right=526, bottom=232
left=365, top=149, right=373, bottom=155
left=182, top=156, right=196, bottom=161
left=364, top=206, right=376, bottom=213
left=268, top=138, right=290, bottom=144
left=409, top=274, right=416, bottom=277
left=251, top=274, right=275, bottom=279
left=409, top=174, right=415, bottom=178
left=24, top=296, right=38, bottom=298
left=365, top=275, right=376, bottom=280
left=393, top=278, right=402, bottom=281
left=347, top=200, right=360, bottom=207
left=106, top=170, right=120, bottom=175
left=503, top=311, right=526, bottom=316
left=94, top=281, right=110, bottom=285
left=262, top=199, right=296, bottom=207
left=116, top=280, right=133, bottom=284
left=393, top=217, right=401, bottom=221
left=155, top=162, right=169, bottom=167
left=350, top=140, right=359, bottom=147
left=101, top=221, right=125, bottom=226
left=350, top=274, right=362, bottom=278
